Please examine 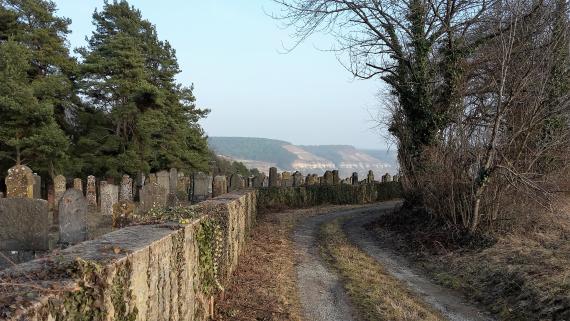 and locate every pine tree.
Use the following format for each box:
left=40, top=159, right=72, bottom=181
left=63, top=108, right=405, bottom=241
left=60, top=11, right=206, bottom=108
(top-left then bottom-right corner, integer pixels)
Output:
left=0, top=40, right=69, bottom=176
left=0, top=0, right=77, bottom=176
left=77, top=0, right=210, bottom=177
